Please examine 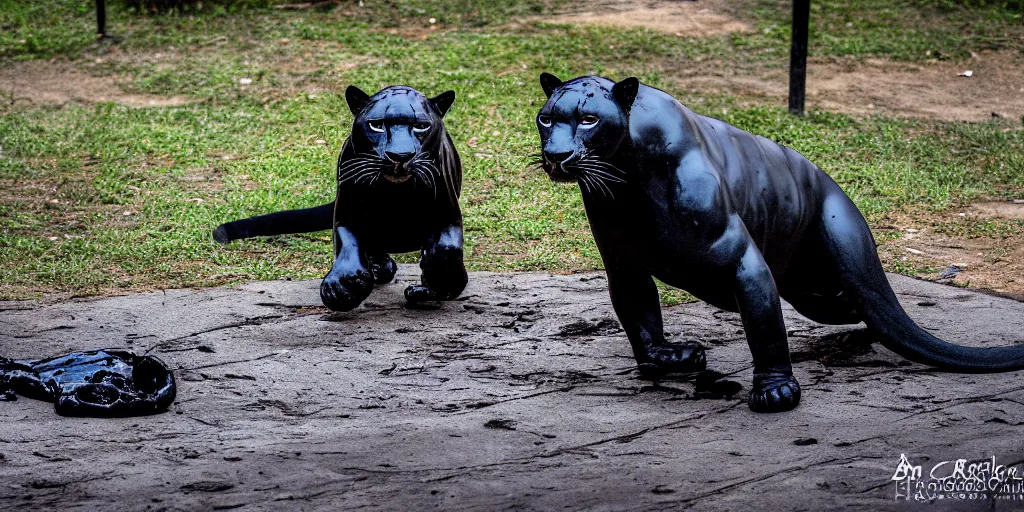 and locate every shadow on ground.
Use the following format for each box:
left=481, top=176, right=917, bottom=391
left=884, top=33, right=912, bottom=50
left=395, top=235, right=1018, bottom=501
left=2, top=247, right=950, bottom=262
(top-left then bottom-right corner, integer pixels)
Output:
left=1, top=267, right=1023, bottom=510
